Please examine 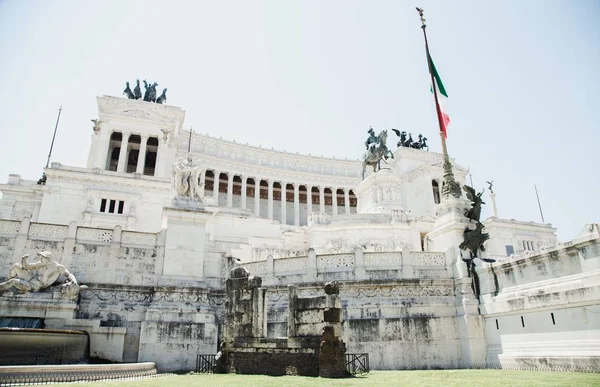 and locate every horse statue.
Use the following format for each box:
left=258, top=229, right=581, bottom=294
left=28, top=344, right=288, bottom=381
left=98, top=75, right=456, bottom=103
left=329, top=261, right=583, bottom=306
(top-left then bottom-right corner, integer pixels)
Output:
left=123, top=82, right=135, bottom=99
left=411, top=134, right=424, bottom=149
left=362, top=129, right=394, bottom=179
